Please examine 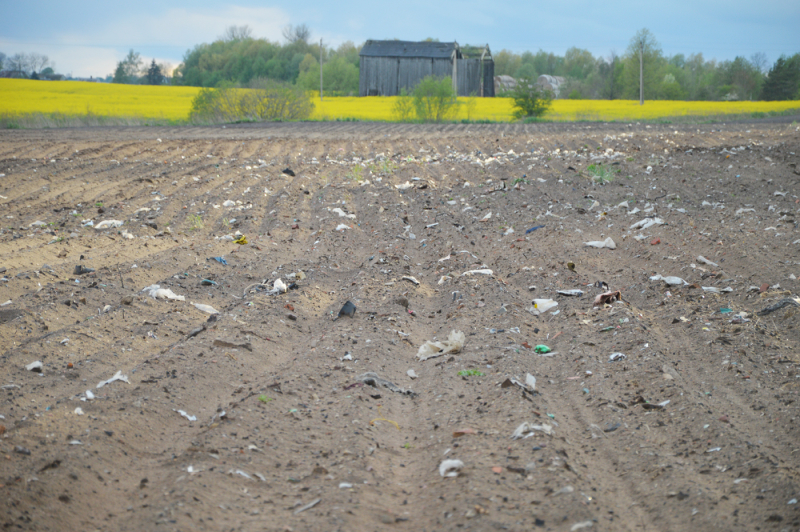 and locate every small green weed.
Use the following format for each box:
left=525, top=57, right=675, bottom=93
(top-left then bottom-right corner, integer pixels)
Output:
left=346, top=165, right=364, bottom=182
left=188, top=214, right=204, bottom=230
left=458, top=369, right=485, bottom=377
left=586, top=163, right=613, bottom=184
left=258, top=395, right=273, bottom=403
